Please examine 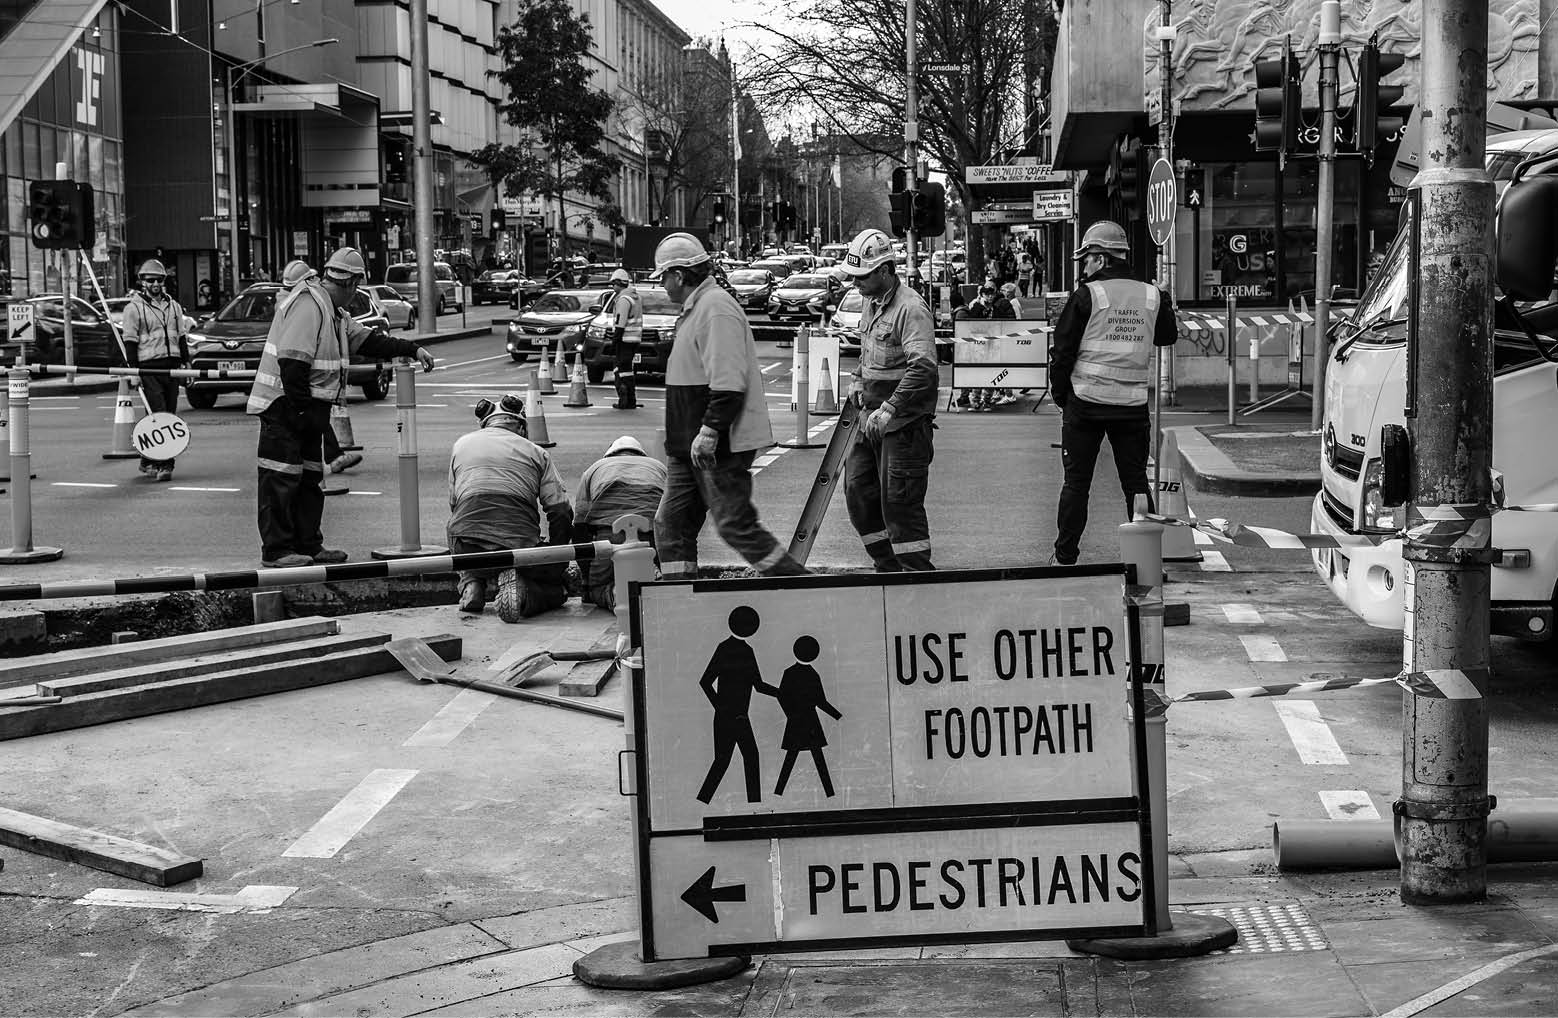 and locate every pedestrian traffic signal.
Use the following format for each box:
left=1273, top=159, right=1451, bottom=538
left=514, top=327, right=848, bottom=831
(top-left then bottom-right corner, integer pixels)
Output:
left=781, top=201, right=797, bottom=230
left=1357, top=36, right=1407, bottom=156
left=712, top=200, right=725, bottom=224
left=490, top=207, right=507, bottom=233
left=914, top=181, right=946, bottom=238
left=1253, top=45, right=1299, bottom=157
left=27, top=179, right=94, bottom=250
left=890, top=165, right=908, bottom=193
left=888, top=190, right=913, bottom=238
